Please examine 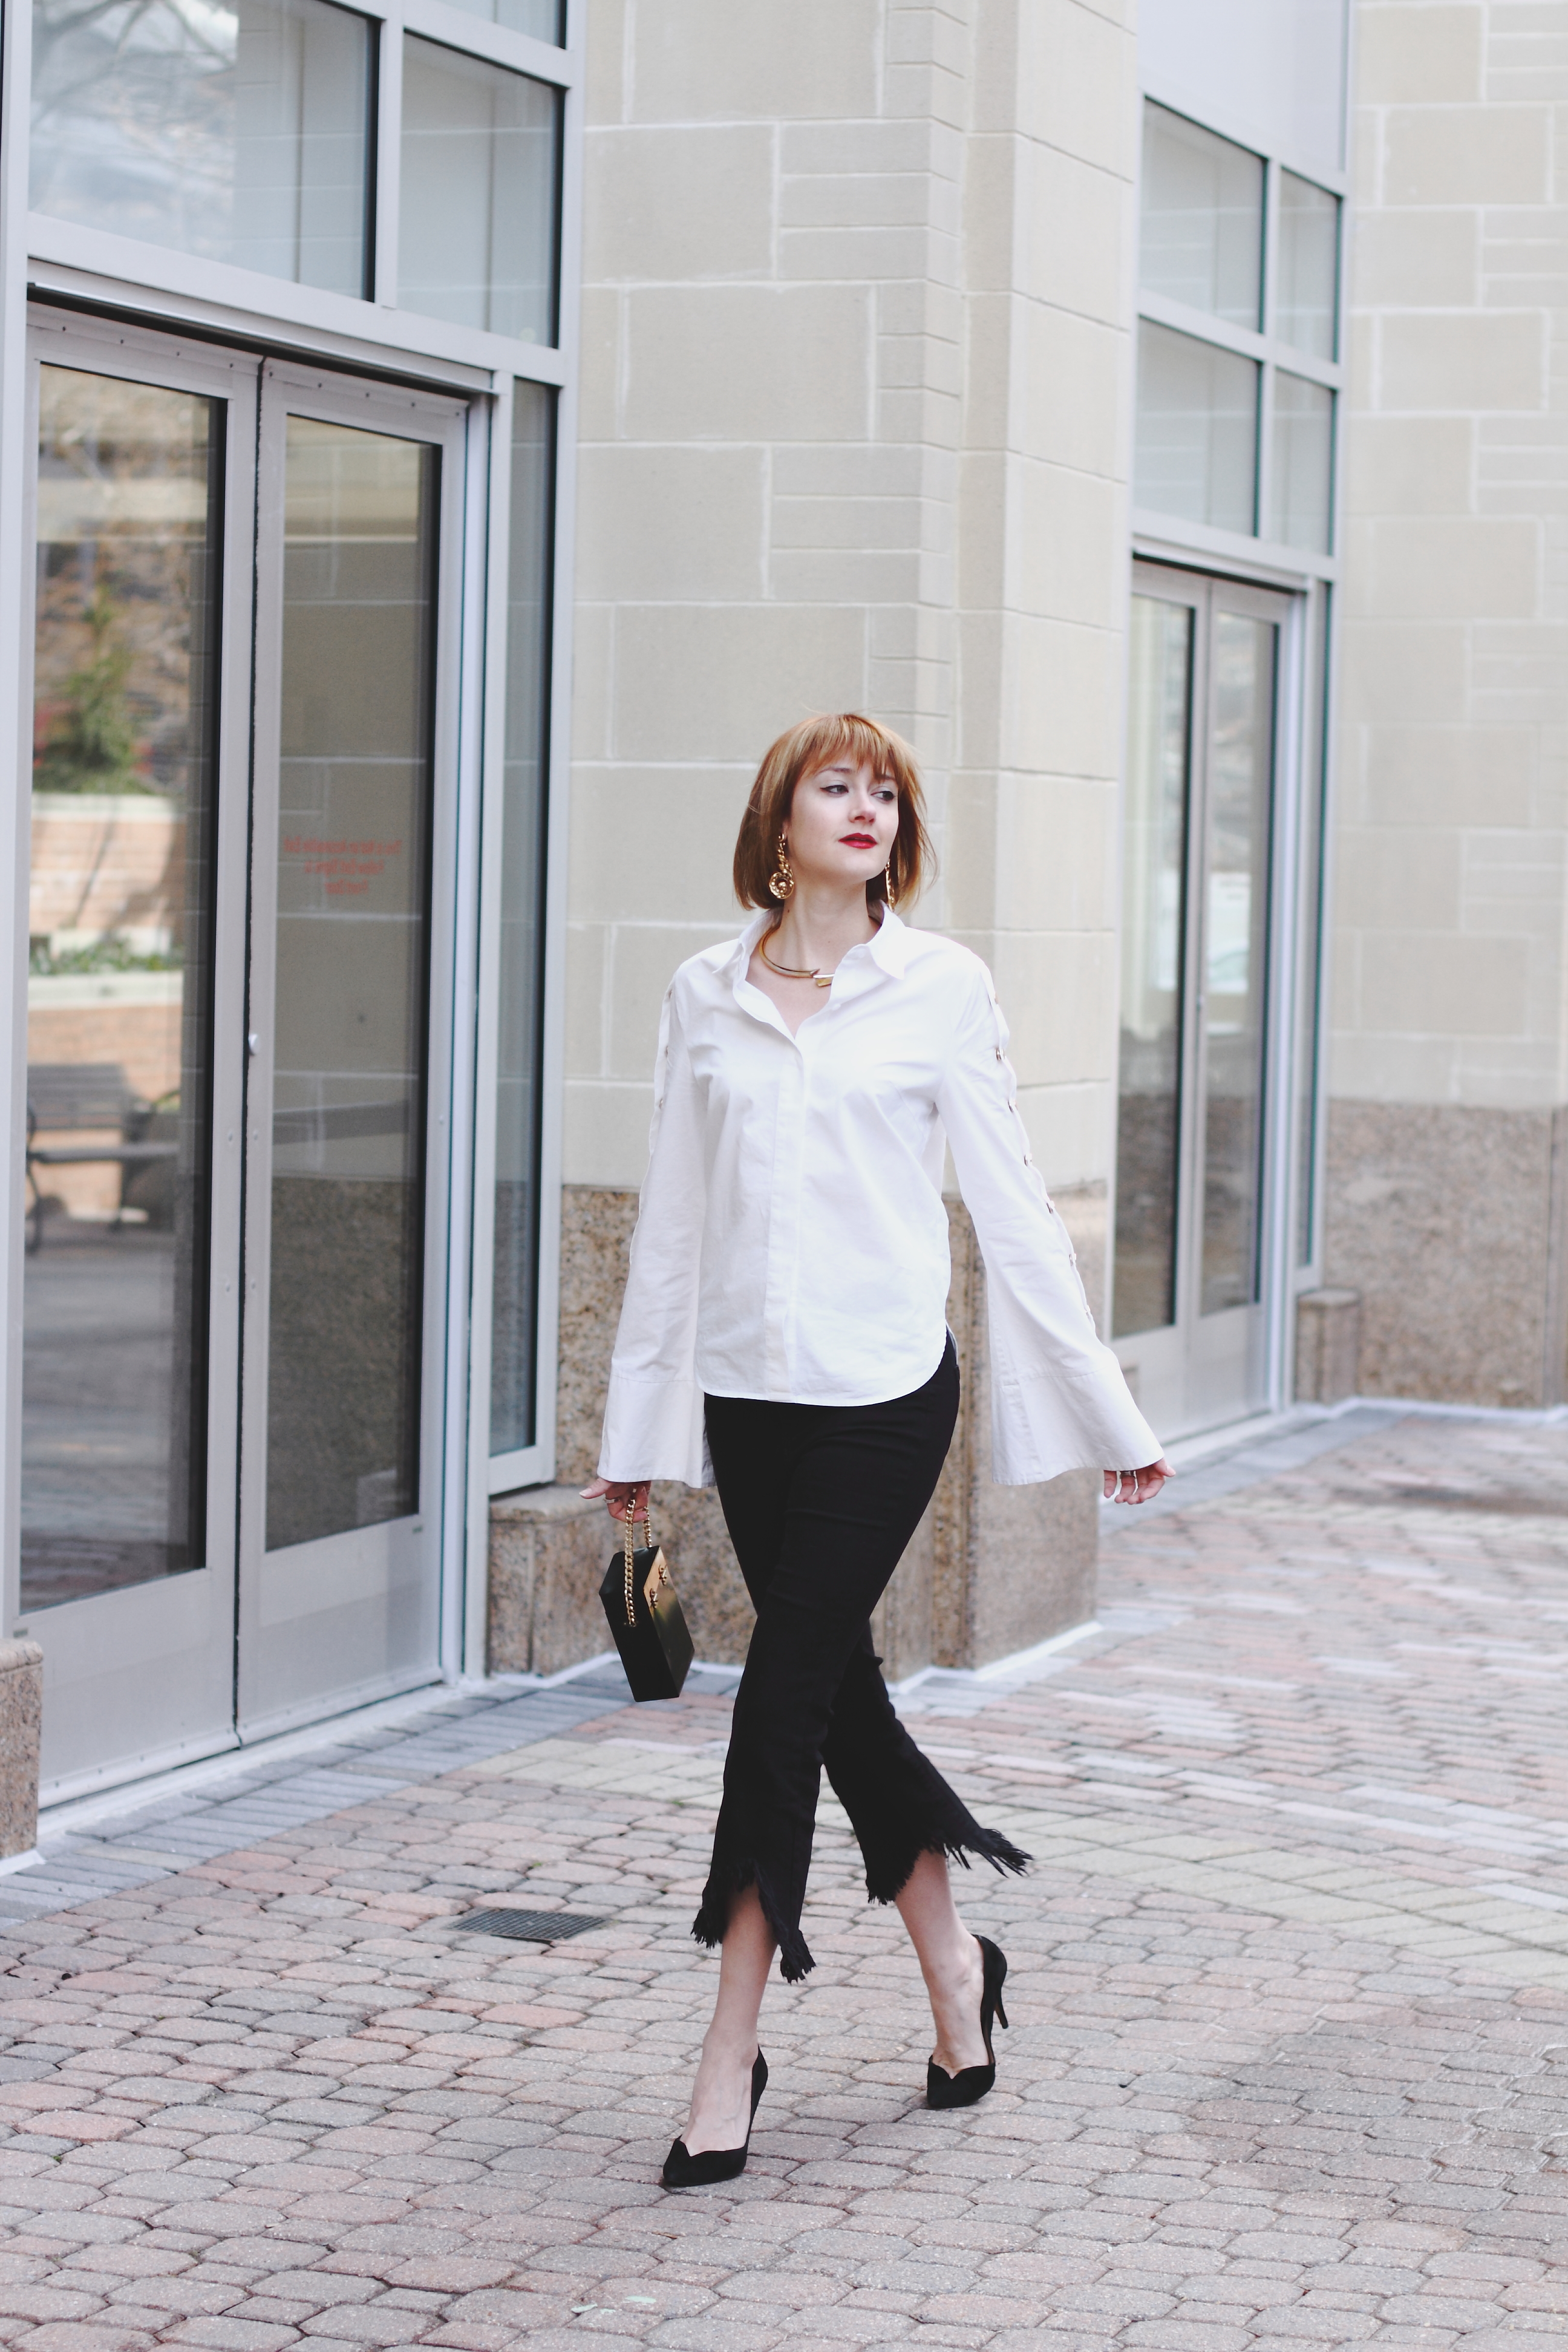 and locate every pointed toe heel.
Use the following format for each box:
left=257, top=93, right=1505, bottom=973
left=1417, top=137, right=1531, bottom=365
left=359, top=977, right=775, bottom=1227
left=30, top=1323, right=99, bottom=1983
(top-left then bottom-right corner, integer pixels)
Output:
left=927, top=1936, right=1008, bottom=2111
left=661, top=2050, right=768, bottom=2187
left=926, top=2053, right=995, bottom=2108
